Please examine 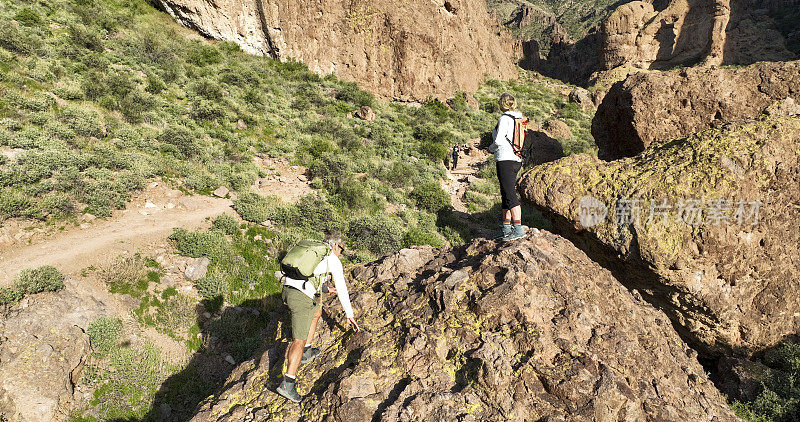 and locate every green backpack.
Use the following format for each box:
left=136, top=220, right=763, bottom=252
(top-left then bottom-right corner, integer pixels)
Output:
left=280, top=240, right=332, bottom=290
